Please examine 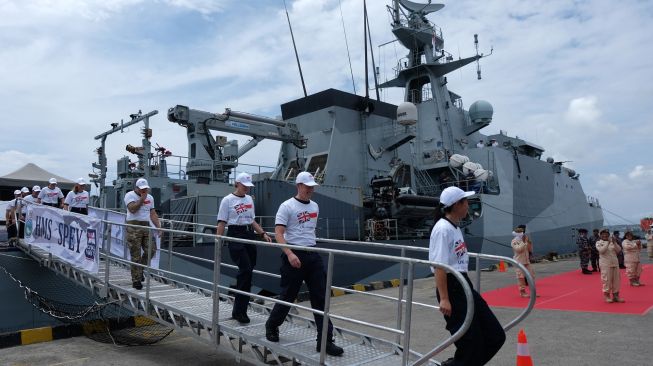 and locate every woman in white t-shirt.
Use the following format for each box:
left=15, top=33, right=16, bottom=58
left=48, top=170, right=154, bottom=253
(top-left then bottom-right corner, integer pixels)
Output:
left=216, top=172, right=271, bottom=324
left=64, top=178, right=90, bottom=215
left=429, top=186, right=505, bottom=366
